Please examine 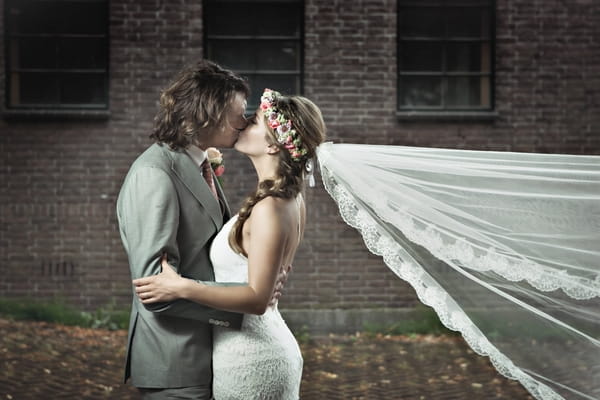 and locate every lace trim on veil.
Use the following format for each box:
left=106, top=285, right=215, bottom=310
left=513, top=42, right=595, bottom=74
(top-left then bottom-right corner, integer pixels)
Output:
left=317, top=142, right=600, bottom=400
left=321, top=168, right=564, bottom=400
left=320, top=166, right=566, bottom=400
left=373, top=197, right=599, bottom=301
